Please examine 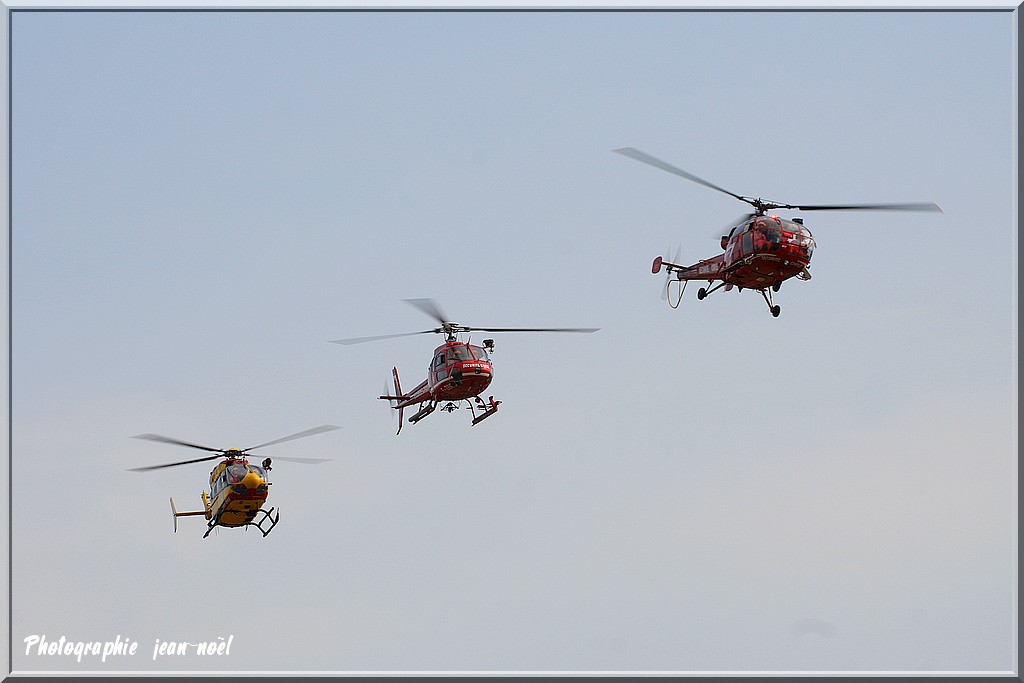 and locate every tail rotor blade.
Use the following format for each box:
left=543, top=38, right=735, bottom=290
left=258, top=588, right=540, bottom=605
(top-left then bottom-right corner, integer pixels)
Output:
left=660, top=246, right=671, bottom=300
left=660, top=244, right=681, bottom=300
